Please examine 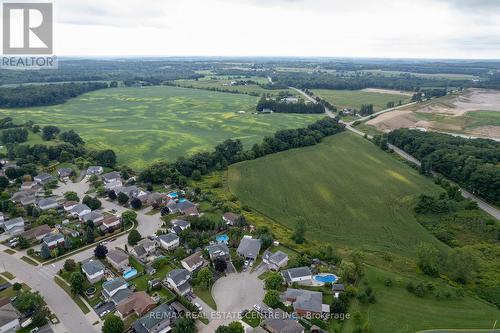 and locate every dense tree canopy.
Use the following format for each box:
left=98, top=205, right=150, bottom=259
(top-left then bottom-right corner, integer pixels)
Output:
left=387, top=129, right=500, bottom=205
